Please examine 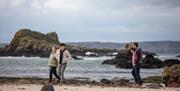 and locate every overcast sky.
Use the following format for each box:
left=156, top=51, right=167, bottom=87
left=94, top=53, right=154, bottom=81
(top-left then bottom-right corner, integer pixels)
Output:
left=0, top=0, right=180, bottom=43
